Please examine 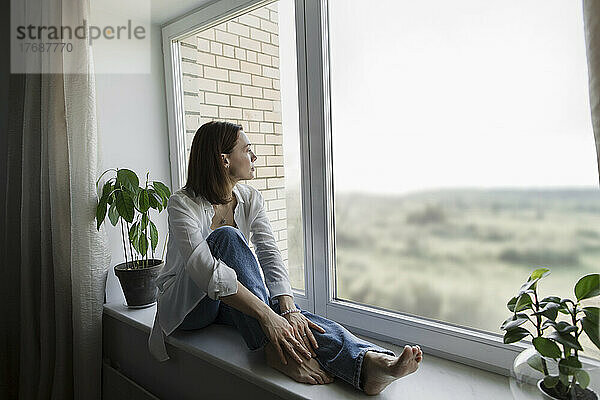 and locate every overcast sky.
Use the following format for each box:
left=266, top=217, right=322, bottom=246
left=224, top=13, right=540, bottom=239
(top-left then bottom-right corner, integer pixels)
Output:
left=323, top=0, right=597, bottom=194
